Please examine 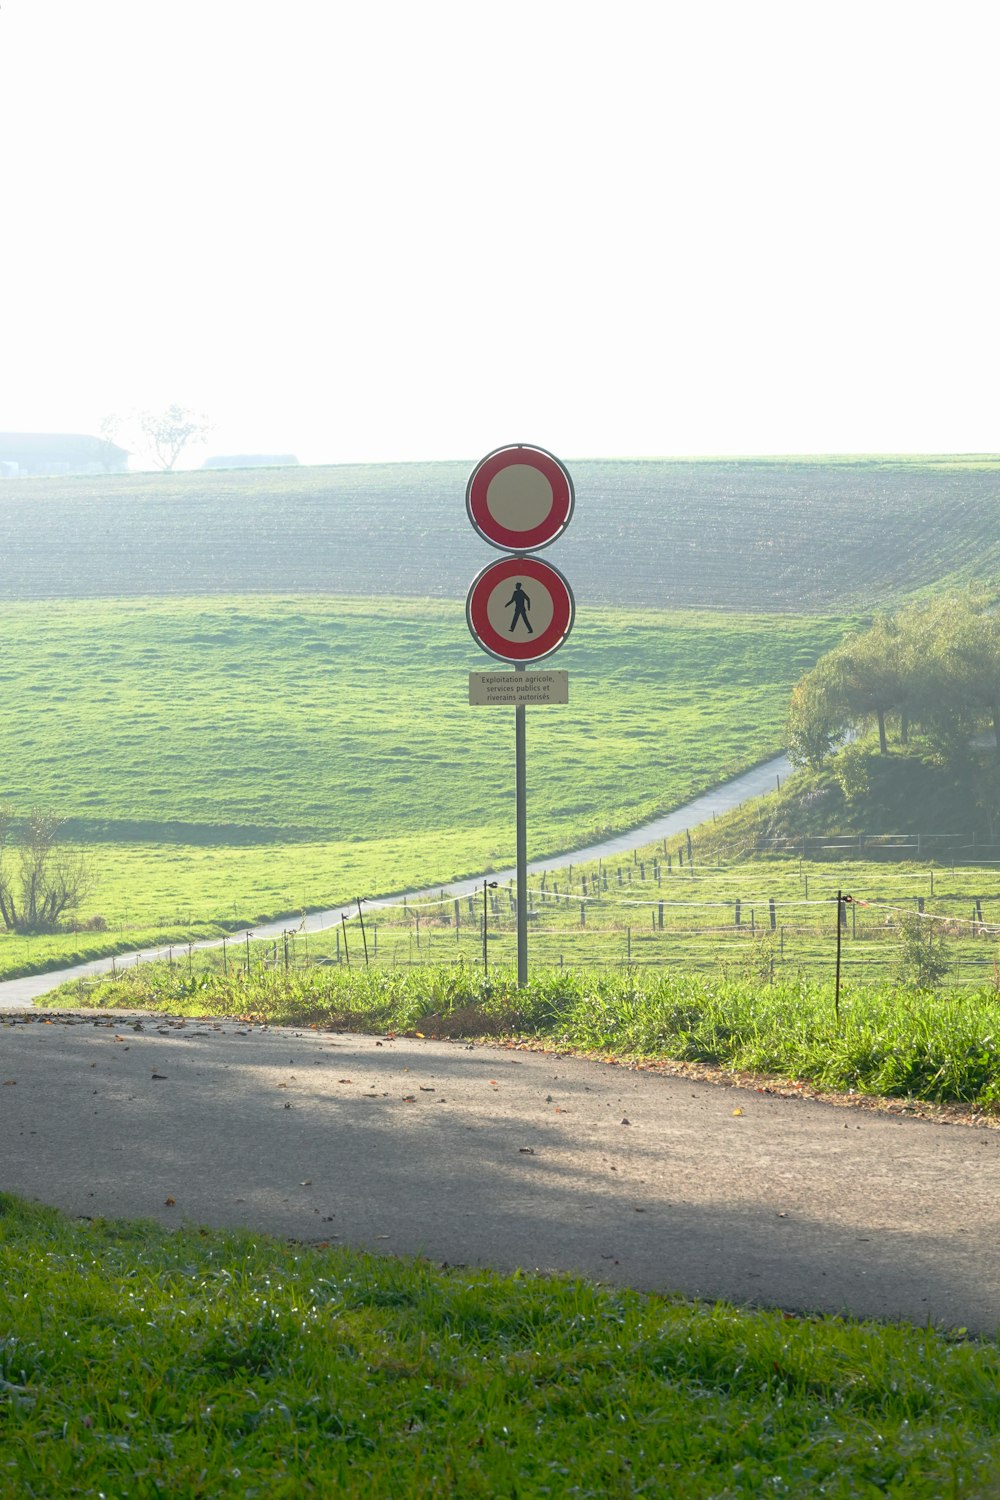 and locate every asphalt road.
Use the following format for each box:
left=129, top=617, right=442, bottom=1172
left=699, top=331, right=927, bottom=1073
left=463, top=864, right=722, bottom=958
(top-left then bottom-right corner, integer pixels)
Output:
left=3, top=1010, right=999, bottom=1334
